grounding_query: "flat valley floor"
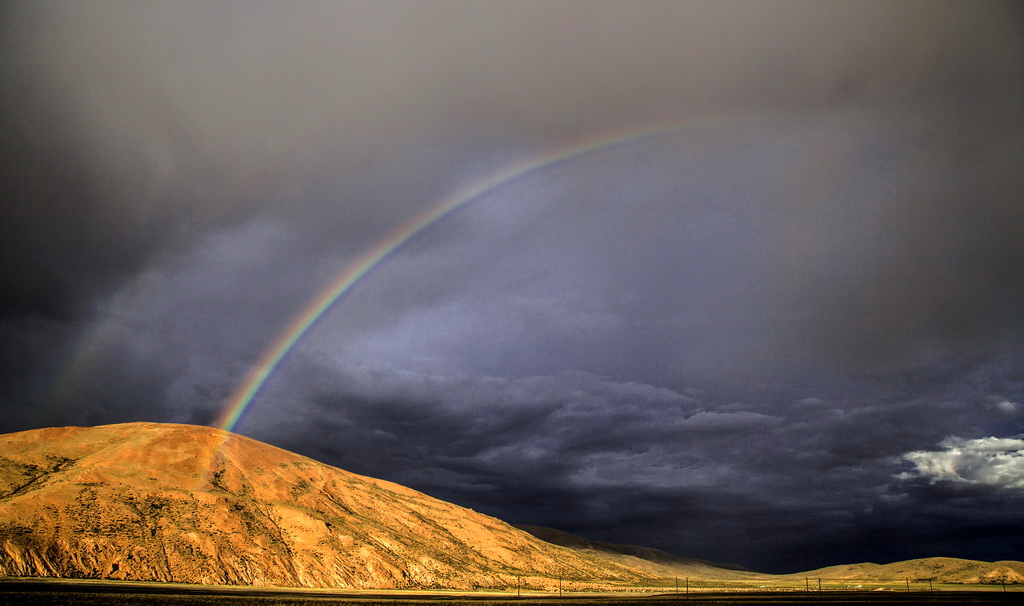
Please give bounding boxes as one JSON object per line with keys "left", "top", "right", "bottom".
{"left": 0, "top": 580, "right": 1021, "bottom": 606}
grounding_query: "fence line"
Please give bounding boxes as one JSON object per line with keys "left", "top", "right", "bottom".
{"left": 506, "top": 576, "right": 1019, "bottom": 595}
{"left": 656, "top": 578, "right": 1018, "bottom": 593}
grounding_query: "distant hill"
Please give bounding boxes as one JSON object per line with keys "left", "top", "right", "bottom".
{"left": 790, "top": 557, "right": 1024, "bottom": 585}
{"left": 0, "top": 423, "right": 653, "bottom": 589}
{"left": 515, "top": 524, "right": 758, "bottom": 580}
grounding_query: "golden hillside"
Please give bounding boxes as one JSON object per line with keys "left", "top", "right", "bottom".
{"left": 0, "top": 422, "right": 654, "bottom": 590}
{"left": 516, "top": 524, "right": 761, "bottom": 581}
{"left": 791, "top": 557, "right": 1024, "bottom": 585}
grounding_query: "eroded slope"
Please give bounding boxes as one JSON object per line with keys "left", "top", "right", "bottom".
{"left": 0, "top": 423, "right": 652, "bottom": 589}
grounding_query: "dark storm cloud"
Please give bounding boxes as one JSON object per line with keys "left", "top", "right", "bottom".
{"left": 237, "top": 353, "right": 1022, "bottom": 571}
{"left": 314, "top": 116, "right": 1023, "bottom": 385}
{"left": 3, "top": 1, "right": 1021, "bottom": 315}
{"left": 1, "top": 0, "right": 1023, "bottom": 574}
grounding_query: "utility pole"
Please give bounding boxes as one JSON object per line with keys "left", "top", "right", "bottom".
{"left": 517, "top": 575, "right": 521, "bottom": 598}
{"left": 558, "top": 574, "right": 562, "bottom": 598}
{"left": 817, "top": 577, "right": 821, "bottom": 592}
{"left": 905, "top": 577, "right": 910, "bottom": 592}
{"left": 805, "top": 577, "right": 809, "bottom": 592}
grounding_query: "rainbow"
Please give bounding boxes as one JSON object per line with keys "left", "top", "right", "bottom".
{"left": 212, "top": 112, "right": 768, "bottom": 433}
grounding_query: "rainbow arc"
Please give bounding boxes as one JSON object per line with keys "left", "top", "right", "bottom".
{"left": 213, "top": 113, "right": 769, "bottom": 433}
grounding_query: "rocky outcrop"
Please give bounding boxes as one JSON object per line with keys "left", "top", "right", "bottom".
{"left": 0, "top": 423, "right": 653, "bottom": 589}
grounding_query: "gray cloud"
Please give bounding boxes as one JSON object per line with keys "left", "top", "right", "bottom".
{"left": 4, "top": 0, "right": 1021, "bottom": 309}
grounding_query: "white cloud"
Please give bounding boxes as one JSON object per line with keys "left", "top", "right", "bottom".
{"left": 902, "top": 436, "right": 1024, "bottom": 489}
{"left": 996, "top": 399, "right": 1019, "bottom": 415}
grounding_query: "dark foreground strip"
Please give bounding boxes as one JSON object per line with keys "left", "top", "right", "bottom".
{"left": 0, "top": 580, "right": 1019, "bottom": 606}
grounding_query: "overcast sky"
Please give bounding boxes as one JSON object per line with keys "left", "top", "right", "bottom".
{"left": 2, "top": 1, "right": 1023, "bottom": 573}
